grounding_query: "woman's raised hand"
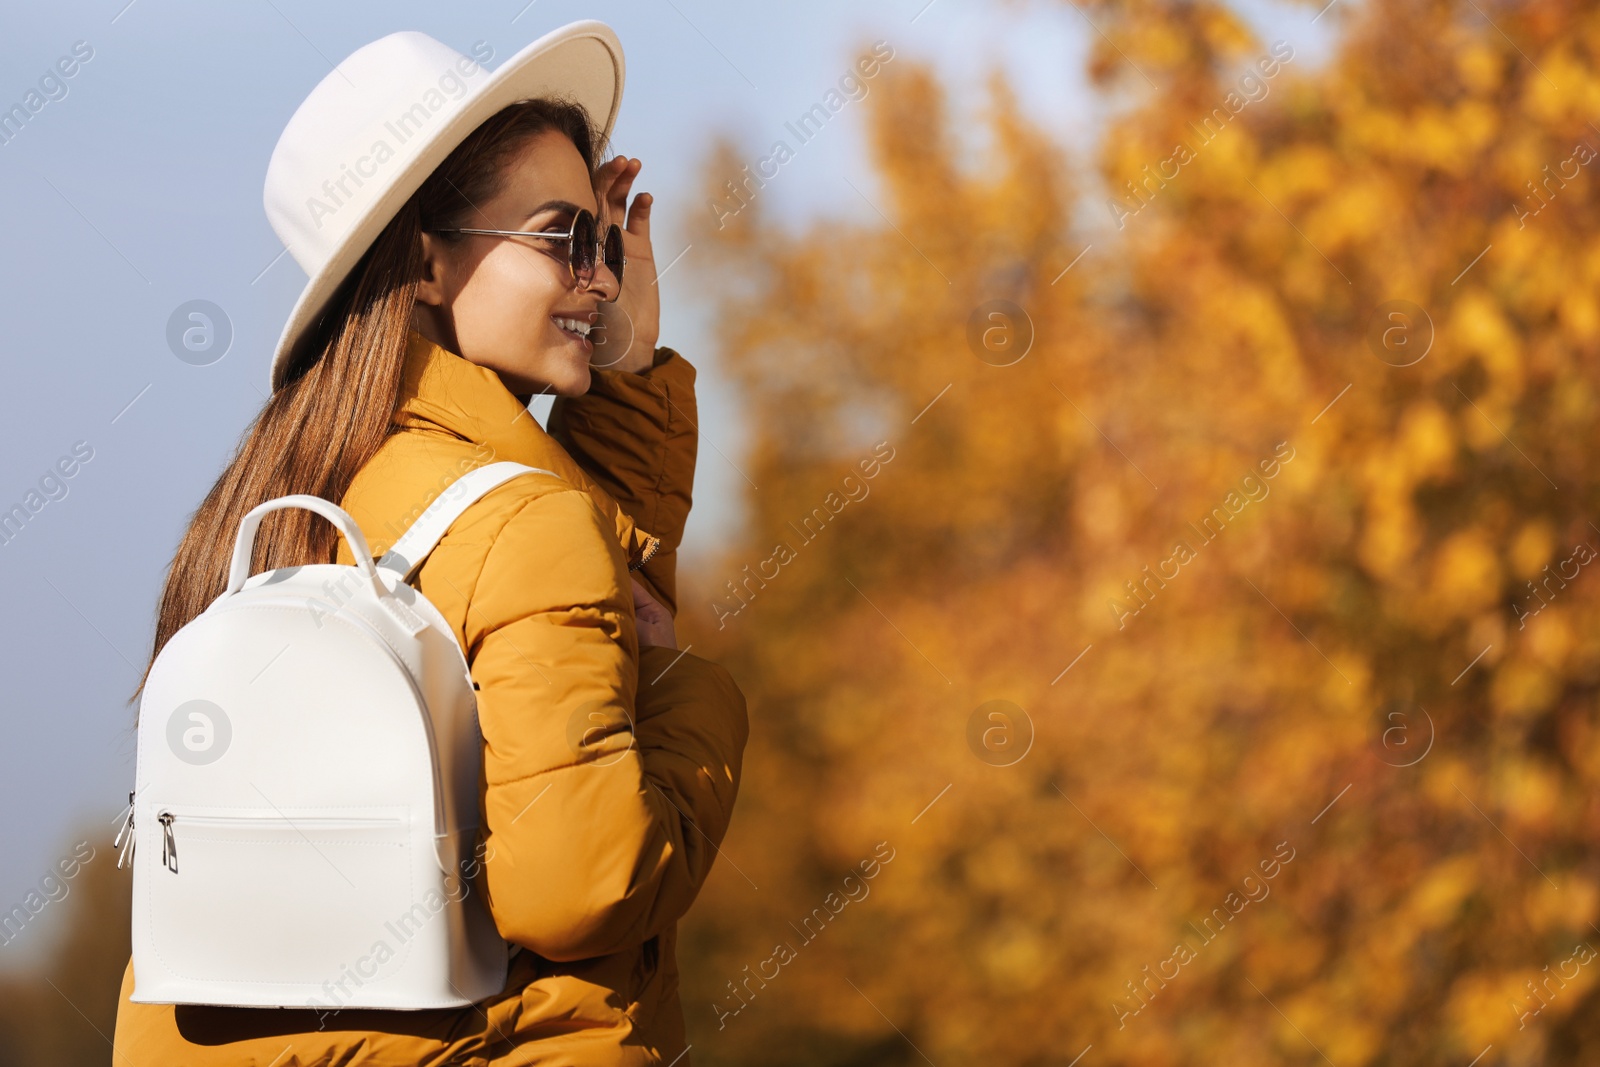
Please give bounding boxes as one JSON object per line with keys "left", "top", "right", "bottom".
{"left": 592, "top": 155, "right": 660, "bottom": 373}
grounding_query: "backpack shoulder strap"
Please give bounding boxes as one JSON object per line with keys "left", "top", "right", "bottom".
{"left": 376, "top": 460, "right": 555, "bottom": 583}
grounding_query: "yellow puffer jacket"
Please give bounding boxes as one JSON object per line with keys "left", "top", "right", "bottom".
{"left": 112, "top": 330, "right": 749, "bottom": 1066}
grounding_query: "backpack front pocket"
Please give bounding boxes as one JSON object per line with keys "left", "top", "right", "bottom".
{"left": 144, "top": 808, "right": 416, "bottom": 992}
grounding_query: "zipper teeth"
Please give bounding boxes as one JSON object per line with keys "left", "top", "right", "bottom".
{"left": 631, "top": 533, "right": 662, "bottom": 572}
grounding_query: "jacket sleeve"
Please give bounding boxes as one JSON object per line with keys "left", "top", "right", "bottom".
{"left": 465, "top": 485, "right": 748, "bottom": 963}
{"left": 547, "top": 346, "right": 698, "bottom": 616}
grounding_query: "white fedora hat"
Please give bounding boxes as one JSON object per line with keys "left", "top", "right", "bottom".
{"left": 263, "top": 22, "right": 624, "bottom": 390}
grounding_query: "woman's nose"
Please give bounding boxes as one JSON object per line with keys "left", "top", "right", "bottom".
{"left": 585, "top": 257, "right": 621, "bottom": 301}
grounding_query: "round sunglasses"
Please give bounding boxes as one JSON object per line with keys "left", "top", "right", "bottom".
{"left": 431, "top": 207, "right": 625, "bottom": 292}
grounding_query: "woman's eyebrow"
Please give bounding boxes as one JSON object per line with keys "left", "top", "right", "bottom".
{"left": 523, "top": 199, "right": 585, "bottom": 221}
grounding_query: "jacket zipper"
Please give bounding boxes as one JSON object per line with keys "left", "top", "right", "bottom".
{"left": 630, "top": 532, "right": 662, "bottom": 572}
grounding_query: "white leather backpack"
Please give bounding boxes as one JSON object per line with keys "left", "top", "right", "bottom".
{"left": 121, "top": 460, "right": 550, "bottom": 1010}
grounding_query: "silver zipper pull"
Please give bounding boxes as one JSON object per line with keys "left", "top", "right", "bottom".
{"left": 158, "top": 811, "right": 177, "bottom": 873}
{"left": 114, "top": 791, "right": 136, "bottom": 870}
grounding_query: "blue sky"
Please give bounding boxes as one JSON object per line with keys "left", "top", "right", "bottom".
{"left": 0, "top": 0, "right": 1333, "bottom": 966}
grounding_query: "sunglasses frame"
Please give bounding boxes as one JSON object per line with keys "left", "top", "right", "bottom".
{"left": 431, "top": 207, "right": 625, "bottom": 292}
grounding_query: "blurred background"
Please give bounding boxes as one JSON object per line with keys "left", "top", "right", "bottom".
{"left": 3, "top": 0, "right": 1595, "bottom": 1063}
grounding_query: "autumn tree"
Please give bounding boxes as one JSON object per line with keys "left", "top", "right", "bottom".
{"left": 679, "top": 1, "right": 1600, "bottom": 1064}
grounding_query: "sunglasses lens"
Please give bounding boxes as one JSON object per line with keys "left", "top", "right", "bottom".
{"left": 604, "top": 225, "right": 625, "bottom": 286}
{"left": 570, "top": 210, "right": 598, "bottom": 287}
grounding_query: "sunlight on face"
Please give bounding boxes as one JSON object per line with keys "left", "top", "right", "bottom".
{"left": 414, "top": 127, "right": 620, "bottom": 398}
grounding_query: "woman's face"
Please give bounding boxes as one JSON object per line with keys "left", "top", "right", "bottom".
{"left": 413, "top": 127, "right": 619, "bottom": 399}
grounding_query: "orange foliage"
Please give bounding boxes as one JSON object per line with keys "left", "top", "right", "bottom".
{"left": 680, "top": 1, "right": 1600, "bottom": 1063}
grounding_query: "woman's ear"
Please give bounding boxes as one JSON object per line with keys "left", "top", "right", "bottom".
{"left": 416, "top": 231, "right": 449, "bottom": 307}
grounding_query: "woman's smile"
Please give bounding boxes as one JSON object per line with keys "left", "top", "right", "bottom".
{"left": 550, "top": 312, "right": 595, "bottom": 353}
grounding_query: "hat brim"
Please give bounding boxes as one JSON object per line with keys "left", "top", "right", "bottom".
{"left": 268, "top": 21, "right": 624, "bottom": 391}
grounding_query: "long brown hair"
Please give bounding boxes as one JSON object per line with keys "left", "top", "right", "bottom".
{"left": 129, "top": 96, "right": 608, "bottom": 710}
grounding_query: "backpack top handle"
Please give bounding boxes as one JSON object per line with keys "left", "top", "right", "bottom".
{"left": 225, "top": 494, "right": 384, "bottom": 599}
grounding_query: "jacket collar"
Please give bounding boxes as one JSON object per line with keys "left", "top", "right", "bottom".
{"left": 395, "top": 329, "right": 658, "bottom": 569}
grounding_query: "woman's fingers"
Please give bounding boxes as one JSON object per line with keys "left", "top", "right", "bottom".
{"left": 630, "top": 577, "right": 677, "bottom": 649}
{"left": 627, "top": 190, "right": 652, "bottom": 239}
{"left": 597, "top": 156, "right": 635, "bottom": 215}
{"left": 592, "top": 155, "right": 616, "bottom": 196}
{"left": 607, "top": 159, "right": 637, "bottom": 212}
{"left": 597, "top": 157, "right": 651, "bottom": 239}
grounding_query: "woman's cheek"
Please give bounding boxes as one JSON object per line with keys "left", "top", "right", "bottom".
{"left": 477, "top": 257, "right": 560, "bottom": 349}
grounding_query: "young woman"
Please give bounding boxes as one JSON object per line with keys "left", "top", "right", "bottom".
{"left": 112, "top": 25, "right": 749, "bottom": 1067}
